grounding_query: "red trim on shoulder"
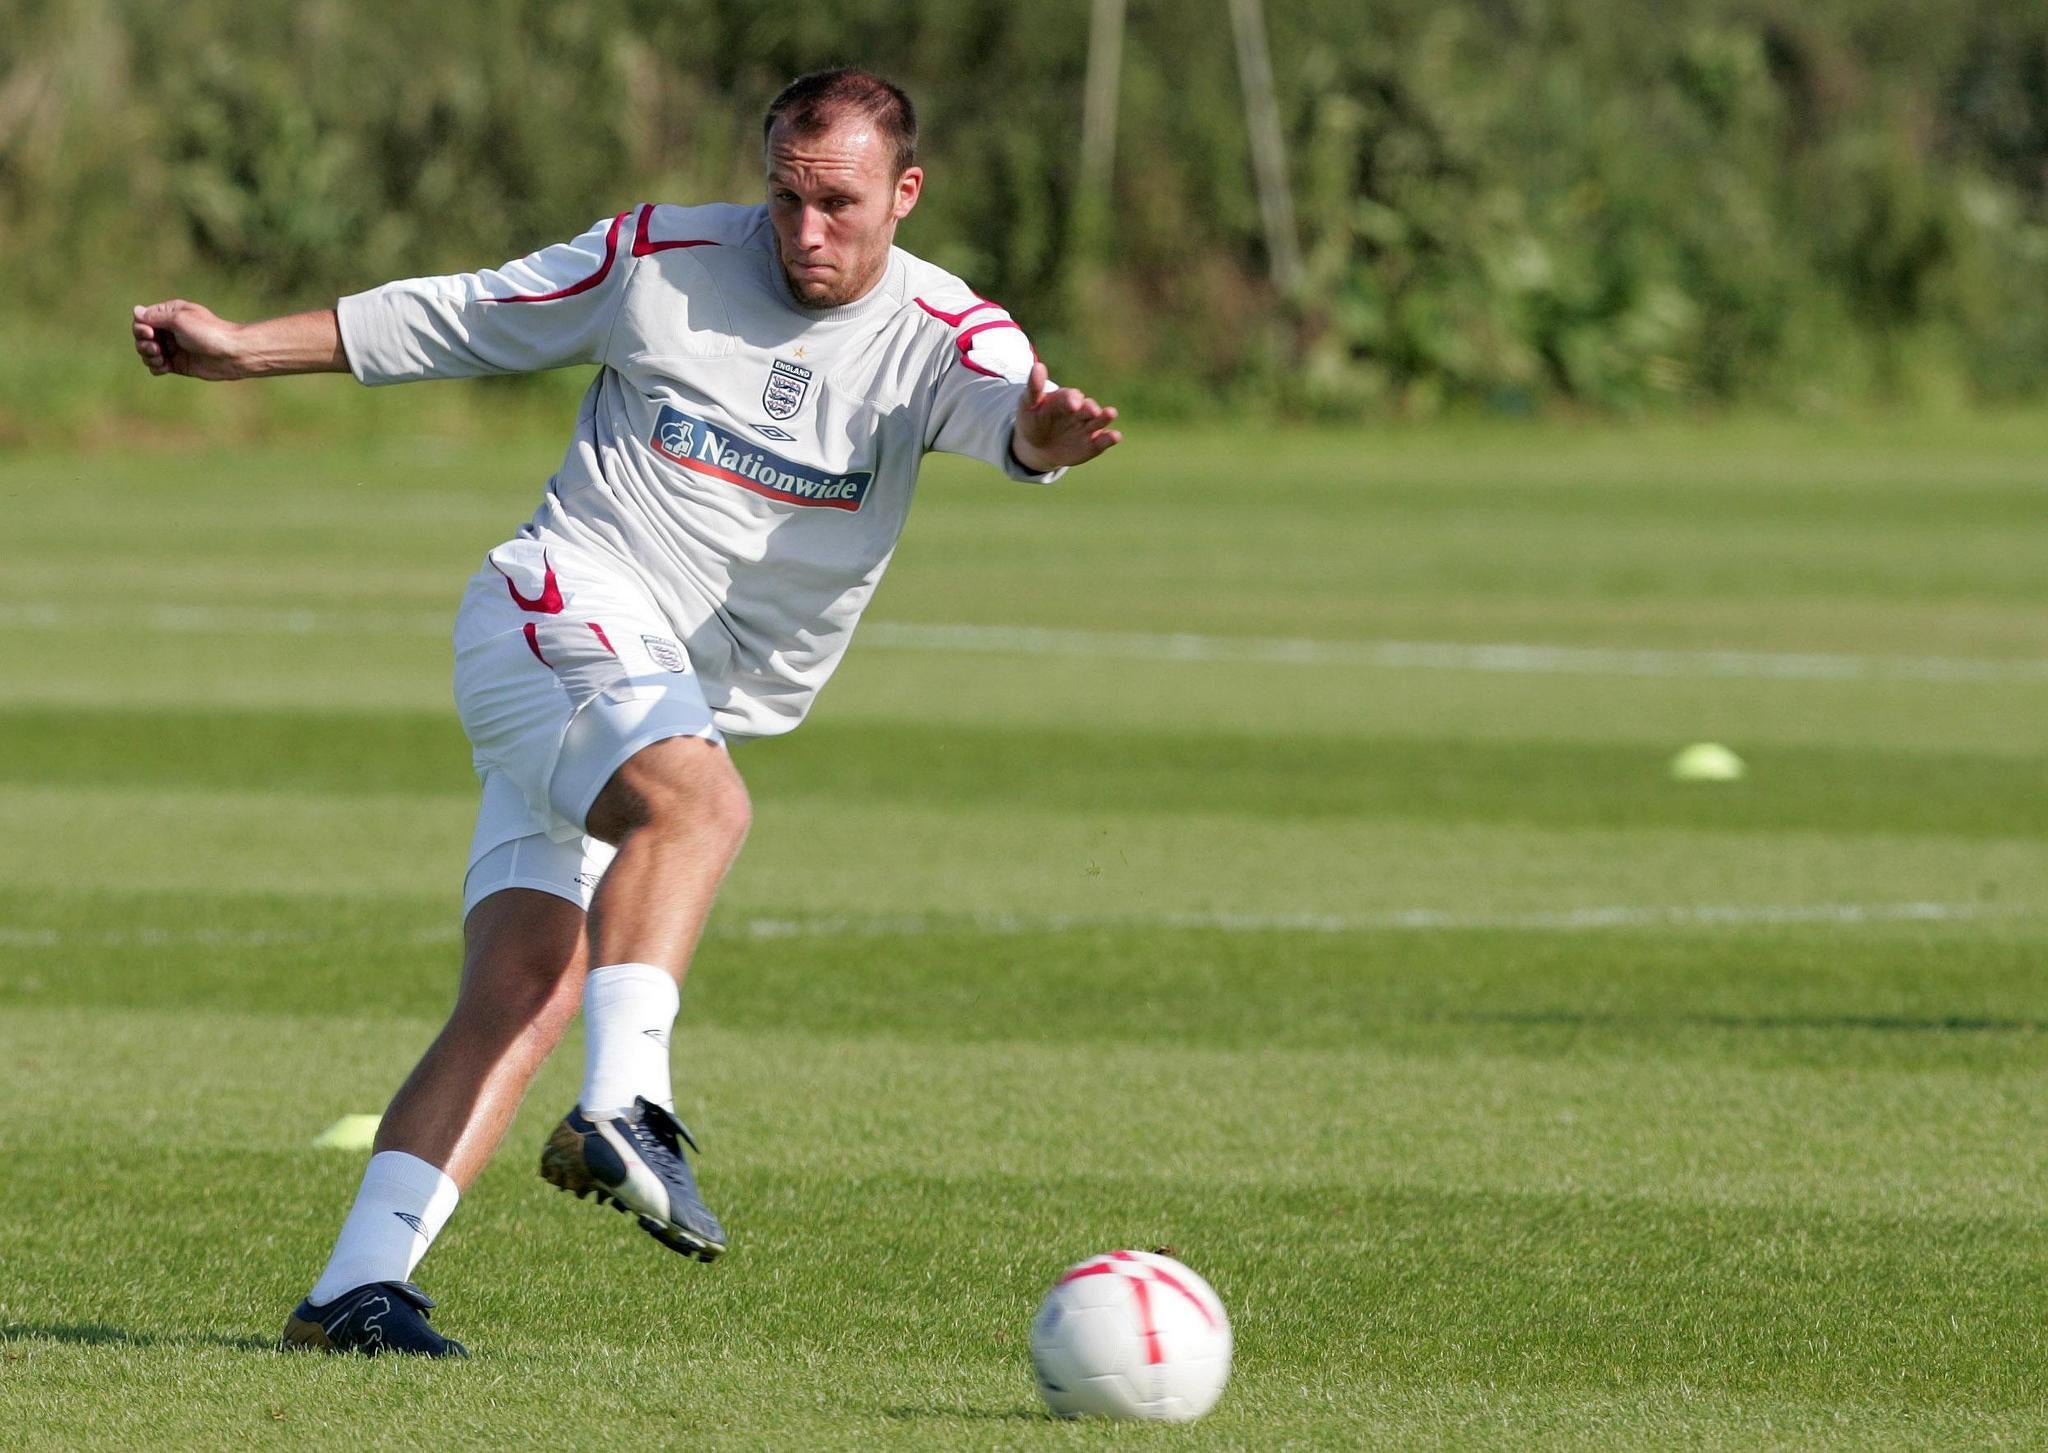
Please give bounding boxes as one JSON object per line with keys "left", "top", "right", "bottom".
{"left": 958, "top": 319, "right": 1023, "bottom": 348}
{"left": 522, "top": 622, "right": 550, "bottom": 666}
{"left": 633, "top": 203, "right": 720, "bottom": 256}
{"left": 482, "top": 211, "right": 630, "bottom": 305}
{"left": 952, "top": 318, "right": 1025, "bottom": 379}
{"left": 914, "top": 295, "right": 1001, "bottom": 328}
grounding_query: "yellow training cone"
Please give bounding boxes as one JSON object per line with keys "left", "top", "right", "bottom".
{"left": 312, "top": 1114, "right": 382, "bottom": 1150}
{"left": 1670, "top": 742, "right": 1746, "bottom": 783}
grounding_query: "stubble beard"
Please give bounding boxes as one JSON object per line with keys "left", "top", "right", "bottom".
{"left": 782, "top": 248, "right": 885, "bottom": 310}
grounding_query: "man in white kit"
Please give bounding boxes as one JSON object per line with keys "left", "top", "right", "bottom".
{"left": 130, "top": 69, "right": 1121, "bottom": 1358}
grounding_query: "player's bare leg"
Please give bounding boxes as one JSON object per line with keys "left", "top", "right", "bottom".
{"left": 380, "top": 889, "right": 590, "bottom": 1186}
{"left": 539, "top": 734, "right": 751, "bottom": 1259}
{"left": 583, "top": 735, "right": 751, "bottom": 973}
{"left": 282, "top": 889, "right": 587, "bottom": 1355}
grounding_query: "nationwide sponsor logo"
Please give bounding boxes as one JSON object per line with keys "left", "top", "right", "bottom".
{"left": 762, "top": 358, "right": 812, "bottom": 420}
{"left": 648, "top": 403, "right": 872, "bottom": 512}
{"left": 656, "top": 412, "right": 695, "bottom": 459}
{"left": 642, "top": 634, "right": 689, "bottom": 673}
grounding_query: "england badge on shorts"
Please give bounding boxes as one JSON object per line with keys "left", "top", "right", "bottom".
{"left": 642, "top": 635, "right": 689, "bottom": 673}
{"left": 763, "top": 358, "right": 812, "bottom": 420}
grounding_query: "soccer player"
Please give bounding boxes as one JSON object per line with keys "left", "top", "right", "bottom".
{"left": 130, "top": 69, "right": 1120, "bottom": 1358}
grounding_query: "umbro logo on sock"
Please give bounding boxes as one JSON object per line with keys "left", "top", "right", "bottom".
{"left": 642, "top": 1028, "right": 670, "bottom": 1046}
{"left": 393, "top": 1212, "right": 426, "bottom": 1235}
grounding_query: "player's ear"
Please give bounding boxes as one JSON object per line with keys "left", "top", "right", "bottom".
{"left": 892, "top": 166, "right": 923, "bottom": 221}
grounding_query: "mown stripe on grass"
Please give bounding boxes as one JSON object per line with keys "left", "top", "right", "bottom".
{"left": 5, "top": 891, "right": 2045, "bottom": 1073}
{"left": 0, "top": 897, "right": 2023, "bottom": 950}
{"left": 6, "top": 707, "right": 2044, "bottom": 840}
{"left": 7, "top": 1000, "right": 2048, "bottom": 1222}
{"left": 8, "top": 597, "right": 2048, "bottom": 681}
{"left": 0, "top": 706, "right": 474, "bottom": 796}
{"left": 8, "top": 779, "right": 2041, "bottom": 917}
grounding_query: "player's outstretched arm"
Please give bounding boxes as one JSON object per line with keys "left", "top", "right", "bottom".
{"left": 131, "top": 302, "right": 350, "bottom": 381}
{"left": 1011, "top": 360, "right": 1122, "bottom": 473}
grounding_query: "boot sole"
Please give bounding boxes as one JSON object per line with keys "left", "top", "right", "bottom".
{"left": 540, "top": 1121, "right": 725, "bottom": 1263}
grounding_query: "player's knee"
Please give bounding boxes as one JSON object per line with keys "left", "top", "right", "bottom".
{"left": 527, "top": 967, "right": 585, "bottom": 1045}
{"left": 642, "top": 767, "right": 750, "bottom": 858}
{"left": 461, "top": 933, "right": 579, "bottom": 1010}
{"left": 590, "top": 738, "right": 750, "bottom": 854}
{"left": 459, "top": 889, "right": 585, "bottom": 1015}
{"left": 701, "top": 769, "right": 752, "bottom": 853}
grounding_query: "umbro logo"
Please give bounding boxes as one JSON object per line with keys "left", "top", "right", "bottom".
{"left": 642, "top": 1028, "right": 670, "bottom": 1047}
{"left": 393, "top": 1212, "right": 425, "bottom": 1235}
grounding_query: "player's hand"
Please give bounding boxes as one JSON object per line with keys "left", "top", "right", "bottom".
{"left": 1011, "top": 360, "right": 1121, "bottom": 471}
{"left": 132, "top": 300, "right": 247, "bottom": 381}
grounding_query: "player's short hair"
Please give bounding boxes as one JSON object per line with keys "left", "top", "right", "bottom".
{"left": 763, "top": 68, "right": 919, "bottom": 178}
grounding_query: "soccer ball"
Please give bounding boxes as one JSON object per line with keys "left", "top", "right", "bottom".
{"left": 1029, "top": 1250, "right": 1232, "bottom": 1421}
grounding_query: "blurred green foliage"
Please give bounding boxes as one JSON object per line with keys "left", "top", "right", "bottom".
{"left": 3, "top": 0, "right": 2046, "bottom": 437}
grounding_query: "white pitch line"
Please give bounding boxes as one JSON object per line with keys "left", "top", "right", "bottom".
{"left": 0, "top": 601, "right": 447, "bottom": 637}
{"left": 0, "top": 925, "right": 462, "bottom": 950}
{"left": 727, "top": 900, "right": 2024, "bottom": 939}
{"left": 6, "top": 599, "right": 2041, "bottom": 684}
{"left": 4, "top": 901, "right": 2022, "bottom": 953}
{"left": 861, "top": 623, "right": 2048, "bottom": 685}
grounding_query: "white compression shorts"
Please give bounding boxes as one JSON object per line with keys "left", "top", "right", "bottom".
{"left": 453, "top": 535, "right": 724, "bottom": 919}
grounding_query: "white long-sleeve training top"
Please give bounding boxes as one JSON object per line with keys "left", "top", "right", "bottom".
{"left": 337, "top": 201, "right": 1059, "bottom": 738}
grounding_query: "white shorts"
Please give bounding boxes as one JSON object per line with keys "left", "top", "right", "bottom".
{"left": 454, "top": 535, "right": 723, "bottom": 919}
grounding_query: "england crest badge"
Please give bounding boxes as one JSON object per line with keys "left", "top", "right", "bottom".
{"left": 642, "top": 635, "right": 689, "bottom": 673}
{"left": 763, "top": 358, "right": 812, "bottom": 421}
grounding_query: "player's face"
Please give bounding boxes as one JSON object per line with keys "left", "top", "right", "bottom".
{"left": 767, "top": 118, "right": 922, "bottom": 309}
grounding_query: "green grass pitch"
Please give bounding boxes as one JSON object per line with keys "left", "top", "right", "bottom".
{"left": 1, "top": 412, "right": 2045, "bottom": 1448}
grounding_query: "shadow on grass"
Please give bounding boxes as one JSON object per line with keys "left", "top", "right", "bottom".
{"left": 883, "top": 1405, "right": 1047, "bottom": 1424}
{"left": 1452, "top": 1011, "right": 2041, "bottom": 1035}
{"left": 1, "top": 1322, "right": 275, "bottom": 1353}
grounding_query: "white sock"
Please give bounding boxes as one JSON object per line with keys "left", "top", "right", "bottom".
{"left": 580, "top": 962, "right": 679, "bottom": 1117}
{"left": 306, "top": 1150, "right": 460, "bottom": 1306}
